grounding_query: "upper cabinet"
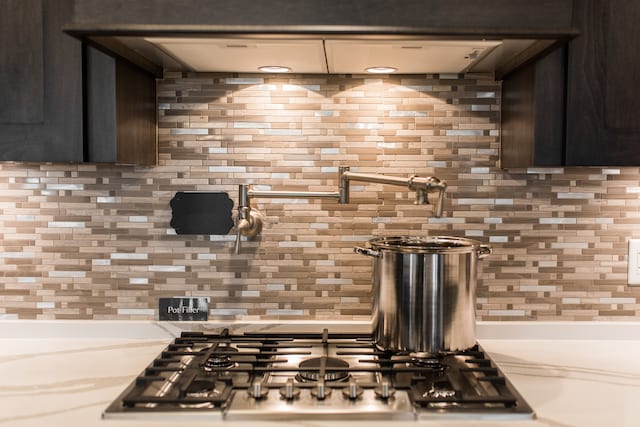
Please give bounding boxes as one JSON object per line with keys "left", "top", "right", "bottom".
{"left": 0, "top": 0, "right": 157, "bottom": 165}
{"left": 565, "top": 0, "right": 640, "bottom": 165}
{"left": 502, "top": 0, "right": 640, "bottom": 167}
{"left": 0, "top": 0, "right": 83, "bottom": 162}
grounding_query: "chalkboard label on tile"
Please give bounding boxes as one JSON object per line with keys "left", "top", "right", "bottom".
{"left": 170, "top": 192, "right": 235, "bottom": 235}
{"left": 159, "top": 297, "right": 209, "bottom": 321}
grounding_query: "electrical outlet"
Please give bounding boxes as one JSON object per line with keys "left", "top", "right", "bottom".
{"left": 627, "top": 239, "right": 640, "bottom": 285}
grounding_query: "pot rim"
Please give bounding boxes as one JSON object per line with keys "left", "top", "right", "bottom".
{"left": 367, "top": 235, "right": 488, "bottom": 254}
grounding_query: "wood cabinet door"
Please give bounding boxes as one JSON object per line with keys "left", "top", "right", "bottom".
{"left": 0, "top": 0, "right": 83, "bottom": 162}
{"left": 566, "top": 0, "right": 640, "bottom": 165}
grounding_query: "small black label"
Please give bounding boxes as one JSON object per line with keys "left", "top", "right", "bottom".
{"left": 159, "top": 297, "right": 209, "bottom": 321}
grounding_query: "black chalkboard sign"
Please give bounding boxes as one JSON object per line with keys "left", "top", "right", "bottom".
{"left": 170, "top": 192, "right": 235, "bottom": 235}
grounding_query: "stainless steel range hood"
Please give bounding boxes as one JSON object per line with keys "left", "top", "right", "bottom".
{"left": 65, "top": 0, "right": 578, "bottom": 78}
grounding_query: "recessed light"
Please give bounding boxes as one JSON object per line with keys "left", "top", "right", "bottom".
{"left": 258, "top": 66, "right": 291, "bottom": 73}
{"left": 365, "top": 67, "right": 397, "bottom": 74}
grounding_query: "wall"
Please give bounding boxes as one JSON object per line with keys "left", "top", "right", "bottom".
{"left": 0, "top": 72, "right": 639, "bottom": 320}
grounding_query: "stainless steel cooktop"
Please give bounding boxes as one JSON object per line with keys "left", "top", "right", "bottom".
{"left": 103, "top": 329, "right": 534, "bottom": 421}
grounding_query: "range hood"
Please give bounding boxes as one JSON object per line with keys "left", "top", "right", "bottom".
{"left": 65, "top": 0, "right": 578, "bottom": 78}
{"left": 126, "top": 36, "right": 512, "bottom": 74}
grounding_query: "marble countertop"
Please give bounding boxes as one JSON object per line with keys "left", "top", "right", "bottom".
{"left": 0, "top": 321, "right": 639, "bottom": 427}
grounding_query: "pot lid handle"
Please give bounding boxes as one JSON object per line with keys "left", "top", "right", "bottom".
{"left": 354, "top": 246, "right": 381, "bottom": 258}
{"left": 477, "top": 244, "right": 492, "bottom": 259}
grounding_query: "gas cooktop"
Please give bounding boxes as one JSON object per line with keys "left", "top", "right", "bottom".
{"left": 104, "top": 329, "right": 534, "bottom": 421}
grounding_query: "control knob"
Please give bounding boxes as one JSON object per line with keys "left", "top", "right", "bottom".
{"left": 248, "top": 381, "right": 269, "bottom": 399}
{"left": 374, "top": 381, "right": 396, "bottom": 399}
{"left": 279, "top": 378, "right": 301, "bottom": 400}
{"left": 310, "top": 380, "right": 331, "bottom": 400}
{"left": 342, "top": 381, "right": 363, "bottom": 400}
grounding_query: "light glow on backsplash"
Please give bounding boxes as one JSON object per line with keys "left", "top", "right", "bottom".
{"left": 0, "top": 71, "right": 639, "bottom": 320}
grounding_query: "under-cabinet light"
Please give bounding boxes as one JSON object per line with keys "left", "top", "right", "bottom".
{"left": 258, "top": 65, "right": 291, "bottom": 73}
{"left": 365, "top": 66, "right": 397, "bottom": 74}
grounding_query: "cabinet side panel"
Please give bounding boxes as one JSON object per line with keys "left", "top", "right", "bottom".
{"left": 501, "top": 64, "right": 535, "bottom": 168}
{"left": 115, "top": 60, "right": 157, "bottom": 165}
{"left": 86, "top": 47, "right": 117, "bottom": 162}
{"left": 533, "top": 46, "right": 566, "bottom": 165}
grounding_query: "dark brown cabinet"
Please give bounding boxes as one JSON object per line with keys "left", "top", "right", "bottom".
{"left": 565, "top": 0, "right": 640, "bottom": 165}
{"left": 502, "top": 0, "right": 640, "bottom": 167}
{"left": 0, "top": 0, "right": 156, "bottom": 164}
{"left": 0, "top": 0, "right": 83, "bottom": 162}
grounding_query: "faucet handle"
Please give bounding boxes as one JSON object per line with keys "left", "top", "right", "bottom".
{"left": 234, "top": 208, "right": 264, "bottom": 254}
{"left": 414, "top": 188, "right": 428, "bottom": 205}
{"left": 409, "top": 176, "right": 427, "bottom": 205}
{"left": 430, "top": 178, "right": 447, "bottom": 218}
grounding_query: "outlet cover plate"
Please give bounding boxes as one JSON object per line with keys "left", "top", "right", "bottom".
{"left": 627, "top": 239, "right": 640, "bottom": 285}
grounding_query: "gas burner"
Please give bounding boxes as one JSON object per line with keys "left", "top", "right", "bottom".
{"left": 201, "top": 344, "right": 238, "bottom": 371}
{"left": 296, "top": 356, "right": 350, "bottom": 382}
{"left": 423, "top": 380, "right": 457, "bottom": 399}
{"left": 410, "top": 355, "right": 444, "bottom": 370}
{"left": 178, "top": 379, "right": 225, "bottom": 409}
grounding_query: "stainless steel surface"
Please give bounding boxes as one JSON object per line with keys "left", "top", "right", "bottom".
{"left": 357, "top": 236, "right": 491, "bottom": 354}
{"left": 248, "top": 189, "right": 341, "bottom": 199}
{"left": 340, "top": 169, "right": 447, "bottom": 217}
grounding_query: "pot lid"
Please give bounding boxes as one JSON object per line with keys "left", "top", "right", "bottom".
{"left": 368, "top": 236, "right": 487, "bottom": 254}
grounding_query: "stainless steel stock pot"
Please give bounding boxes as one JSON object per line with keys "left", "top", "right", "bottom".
{"left": 355, "top": 236, "right": 491, "bottom": 356}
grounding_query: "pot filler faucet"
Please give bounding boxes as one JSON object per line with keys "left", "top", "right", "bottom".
{"left": 235, "top": 165, "right": 447, "bottom": 253}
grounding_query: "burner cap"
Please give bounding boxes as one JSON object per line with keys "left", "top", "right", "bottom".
{"left": 202, "top": 344, "right": 238, "bottom": 371}
{"left": 411, "top": 354, "right": 444, "bottom": 370}
{"left": 297, "top": 357, "right": 350, "bottom": 382}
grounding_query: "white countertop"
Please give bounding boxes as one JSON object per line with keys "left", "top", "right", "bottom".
{"left": 0, "top": 321, "right": 639, "bottom": 427}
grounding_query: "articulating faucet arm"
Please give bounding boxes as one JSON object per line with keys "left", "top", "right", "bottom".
{"left": 234, "top": 166, "right": 447, "bottom": 253}
{"left": 339, "top": 167, "right": 447, "bottom": 217}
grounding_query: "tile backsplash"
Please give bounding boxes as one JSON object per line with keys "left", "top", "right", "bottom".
{"left": 1, "top": 72, "right": 639, "bottom": 321}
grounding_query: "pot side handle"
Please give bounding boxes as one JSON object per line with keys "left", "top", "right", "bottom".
{"left": 477, "top": 244, "right": 492, "bottom": 260}
{"left": 354, "top": 246, "right": 381, "bottom": 257}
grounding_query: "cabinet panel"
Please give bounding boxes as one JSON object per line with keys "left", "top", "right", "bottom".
{"left": 0, "top": 0, "right": 83, "bottom": 162}
{"left": 566, "top": 0, "right": 640, "bottom": 165}
{"left": 0, "top": 0, "right": 44, "bottom": 124}
{"left": 604, "top": 0, "right": 640, "bottom": 130}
